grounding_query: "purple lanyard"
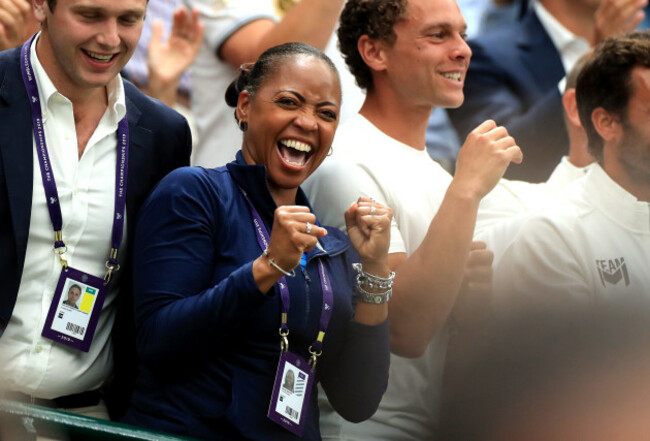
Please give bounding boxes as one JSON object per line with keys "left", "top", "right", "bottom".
{"left": 239, "top": 187, "right": 333, "bottom": 357}
{"left": 20, "top": 35, "right": 128, "bottom": 283}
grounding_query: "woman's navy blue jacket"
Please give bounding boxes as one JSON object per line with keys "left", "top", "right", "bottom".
{"left": 123, "top": 152, "right": 390, "bottom": 440}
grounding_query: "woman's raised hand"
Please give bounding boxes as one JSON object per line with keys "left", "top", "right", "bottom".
{"left": 265, "top": 206, "right": 328, "bottom": 273}
{"left": 345, "top": 197, "right": 392, "bottom": 275}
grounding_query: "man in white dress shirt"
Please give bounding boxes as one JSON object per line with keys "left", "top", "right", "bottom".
{"left": 0, "top": 0, "right": 192, "bottom": 421}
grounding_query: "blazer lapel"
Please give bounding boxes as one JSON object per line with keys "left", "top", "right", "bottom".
{"left": 124, "top": 88, "right": 154, "bottom": 230}
{"left": 516, "top": 11, "right": 566, "bottom": 91}
{"left": 0, "top": 48, "right": 35, "bottom": 271}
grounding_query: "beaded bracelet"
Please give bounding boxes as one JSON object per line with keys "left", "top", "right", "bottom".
{"left": 352, "top": 262, "right": 395, "bottom": 291}
{"left": 263, "top": 248, "right": 296, "bottom": 277}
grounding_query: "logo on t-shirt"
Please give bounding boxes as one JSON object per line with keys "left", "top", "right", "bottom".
{"left": 596, "top": 257, "right": 630, "bottom": 287}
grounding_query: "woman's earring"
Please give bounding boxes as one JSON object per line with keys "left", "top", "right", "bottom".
{"left": 238, "top": 120, "right": 248, "bottom": 132}
{"left": 327, "top": 147, "right": 333, "bottom": 157}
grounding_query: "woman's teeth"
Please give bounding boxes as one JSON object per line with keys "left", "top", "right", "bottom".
{"left": 279, "top": 139, "right": 312, "bottom": 166}
{"left": 280, "top": 139, "right": 312, "bottom": 152}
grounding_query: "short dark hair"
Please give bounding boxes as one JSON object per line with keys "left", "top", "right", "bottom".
{"left": 68, "top": 284, "right": 82, "bottom": 294}
{"left": 576, "top": 30, "right": 650, "bottom": 160}
{"left": 337, "top": 0, "right": 408, "bottom": 91}
{"left": 225, "top": 42, "right": 340, "bottom": 125}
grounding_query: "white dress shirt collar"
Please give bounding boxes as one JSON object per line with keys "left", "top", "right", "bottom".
{"left": 585, "top": 164, "right": 650, "bottom": 234}
{"left": 534, "top": 1, "right": 590, "bottom": 74}
{"left": 0, "top": 33, "right": 129, "bottom": 399}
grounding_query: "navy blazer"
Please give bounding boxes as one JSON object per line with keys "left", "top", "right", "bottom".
{"left": 448, "top": 10, "right": 568, "bottom": 182}
{"left": 0, "top": 46, "right": 192, "bottom": 417}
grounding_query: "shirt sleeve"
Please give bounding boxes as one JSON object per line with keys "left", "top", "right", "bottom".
{"left": 319, "top": 319, "right": 390, "bottom": 422}
{"left": 316, "top": 249, "right": 391, "bottom": 423}
{"left": 475, "top": 180, "right": 531, "bottom": 235}
{"left": 304, "top": 157, "right": 405, "bottom": 255}
{"left": 184, "top": 0, "right": 277, "bottom": 55}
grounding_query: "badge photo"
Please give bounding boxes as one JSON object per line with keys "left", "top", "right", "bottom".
{"left": 268, "top": 350, "right": 315, "bottom": 436}
{"left": 42, "top": 267, "right": 107, "bottom": 352}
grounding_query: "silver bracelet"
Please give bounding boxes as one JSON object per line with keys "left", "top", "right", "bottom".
{"left": 263, "top": 248, "right": 296, "bottom": 277}
{"left": 356, "top": 285, "right": 392, "bottom": 304}
{"left": 352, "top": 262, "right": 395, "bottom": 291}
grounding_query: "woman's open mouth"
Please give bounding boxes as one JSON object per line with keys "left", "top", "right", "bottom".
{"left": 278, "top": 139, "right": 313, "bottom": 167}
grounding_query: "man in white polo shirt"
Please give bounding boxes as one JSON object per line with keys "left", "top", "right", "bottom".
{"left": 494, "top": 31, "right": 650, "bottom": 303}
{"left": 0, "top": 0, "right": 191, "bottom": 420}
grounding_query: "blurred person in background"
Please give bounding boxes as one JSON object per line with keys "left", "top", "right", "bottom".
{"left": 0, "top": 0, "right": 39, "bottom": 50}
{"left": 448, "top": 0, "right": 648, "bottom": 182}
{"left": 122, "top": 1, "right": 203, "bottom": 109}
{"left": 441, "top": 298, "right": 650, "bottom": 441}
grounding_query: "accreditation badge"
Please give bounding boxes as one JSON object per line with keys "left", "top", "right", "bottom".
{"left": 268, "top": 350, "right": 315, "bottom": 436}
{"left": 41, "top": 267, "right": 107, "bottom": 352}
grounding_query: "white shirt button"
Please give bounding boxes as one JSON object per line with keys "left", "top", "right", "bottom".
{"left": 73, "top": 187, "right": 79, "bottom": 196}
{"left": 35, "top": 345, "right": 42, "bottom": 354}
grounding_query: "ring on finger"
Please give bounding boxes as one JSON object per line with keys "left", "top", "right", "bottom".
{"left": 306, "top": 221, "right": 312, "bottom": 234}
{"left": 369, "top": 205, "right": 377, "bottom": 215}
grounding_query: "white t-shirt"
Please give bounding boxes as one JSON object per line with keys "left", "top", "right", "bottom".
{"left": 304, "top": 114, "right": 453, "bottom": 440}
{"left": 494, "top": 163, "right": 650, "bottom": 305}
{"left": 186, "top": 0, "right": 365, "bottom": 168}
